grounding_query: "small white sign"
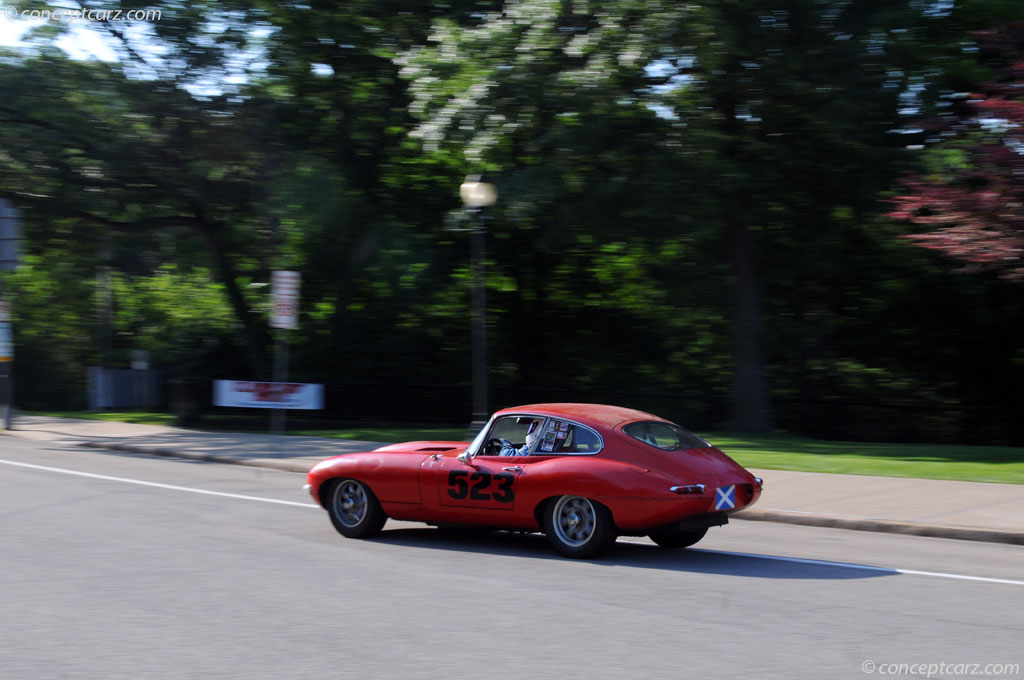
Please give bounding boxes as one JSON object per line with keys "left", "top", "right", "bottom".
{"left": 214, "top": 380, "right": 323, "bottom": 410}
{"left": 130, "top": 350, "right": 150, "bottom": 371}
{"left": 270, "top": 270, "right": 301, "bottom": 330}
{"left": 0, "top": 322, "right": 12, "bottom": 362}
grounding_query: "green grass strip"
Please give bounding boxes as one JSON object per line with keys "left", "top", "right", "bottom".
{"left": 705, "top": 432, "right": 1024, "bottom": 485}
{"left": 24, "top": 412, "right": 1022, "bottom": 484}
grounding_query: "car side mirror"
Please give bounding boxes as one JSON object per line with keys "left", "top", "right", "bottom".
{"left": 457, "top": 451, "right": 472, "bottom": 464}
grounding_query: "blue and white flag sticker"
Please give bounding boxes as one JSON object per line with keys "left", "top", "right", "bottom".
{"left": 715, "top": 485, "right": 736, "bottom": 510}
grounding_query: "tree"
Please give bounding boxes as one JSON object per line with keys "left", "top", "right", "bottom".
{"left": 400, "top": 0, "right": 954, "bottom": 431}
{"left": 889, "top": 23, "right": 1024, "bottom": 281}
{"left": 0, "top": 53, "right": 276, "bottom": 376}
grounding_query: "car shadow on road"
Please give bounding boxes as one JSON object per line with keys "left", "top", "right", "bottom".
{"left": 371, "top": 527, "right": 894, "bottom": 580}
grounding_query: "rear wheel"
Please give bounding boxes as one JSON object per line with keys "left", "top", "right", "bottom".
{"left": 325, "top": 479, "right": 387, "bottom": 538}
{"left": 648, "top": 526, "right": 708, "bottom": 549}
{"left": 543, "top": 495, "right": 617, "bottom": 558}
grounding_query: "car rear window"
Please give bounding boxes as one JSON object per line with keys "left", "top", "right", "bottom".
{"left": 623, "top": 421, "right": 711, "bottom": 451}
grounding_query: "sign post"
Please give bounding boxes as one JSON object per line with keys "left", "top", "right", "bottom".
{"left": 0, "top": 199, "right": 21, "bottom": 431}
{"left": 269, "top": 271, "right": 300, "bottom": 434}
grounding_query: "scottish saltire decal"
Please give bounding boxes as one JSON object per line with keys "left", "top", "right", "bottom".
{"left": 715, "top": 485, "right": 736, "bottom": 510}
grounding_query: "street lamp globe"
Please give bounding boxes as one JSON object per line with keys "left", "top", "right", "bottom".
{"left": 460, "top": 177, "right": 497, "bottom": 208}
{"left": 459, "top": 175, "right": 496, "bottom": 436}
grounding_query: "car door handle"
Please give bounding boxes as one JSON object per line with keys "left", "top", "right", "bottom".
{"left": 502, "top": 466, "right": 522, "bottom": 472}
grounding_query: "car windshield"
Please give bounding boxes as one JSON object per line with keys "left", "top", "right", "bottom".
{"left": 623, "top": 421, "right": 711, "bottom": 451}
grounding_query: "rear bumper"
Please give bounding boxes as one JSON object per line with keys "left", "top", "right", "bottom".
{"left": 651, "top": 511, "right": 730, "bottom": 534}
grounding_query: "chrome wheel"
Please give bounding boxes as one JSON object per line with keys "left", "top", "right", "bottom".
{"left": 332, "top": 479, "right": 369, "bottom": 527}
{"left": 324, "top": 477, "right": 387, "bottom": 538}
{"left": 552, "top": 496, "right": 598, "bottom": 547}
{"left": 543, "top": 495, "right": 616, "bottom": 558}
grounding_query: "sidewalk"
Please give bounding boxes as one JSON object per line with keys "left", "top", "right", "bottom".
{"left": 4, "top": 415, "right": 1023, "bottom": 545}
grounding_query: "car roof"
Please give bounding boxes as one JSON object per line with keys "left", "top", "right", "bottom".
{"left": 493, "top": 403, "right": 667, "bottom": 430}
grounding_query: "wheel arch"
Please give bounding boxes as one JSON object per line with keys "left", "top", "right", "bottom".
{"left": 318, "top": 474, "right": 381, "bottom": 506}
{"left": 533, "top": 494, "right": 620, "bottom": 532}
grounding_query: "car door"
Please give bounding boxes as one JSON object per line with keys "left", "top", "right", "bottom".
{"left": 434, "top": 454, "right": 521, "bottom": 512}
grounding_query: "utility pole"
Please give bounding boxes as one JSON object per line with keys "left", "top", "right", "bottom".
{"left": 0, "top": 199, "right": 22, "bottom": 431}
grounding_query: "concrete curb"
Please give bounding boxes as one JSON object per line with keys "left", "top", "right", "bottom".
{"left": 76, "top": 441, "right": 313, "bottom": 474}
{"left": 733, "top": 509, "right": 1024, "bottom": 546}
{"left": 75, "top": 439, "right": 1024, "bottom": 546}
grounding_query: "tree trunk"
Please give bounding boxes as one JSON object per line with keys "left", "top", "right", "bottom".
{"left": 726, "top": 212, "right": 773, "bottom": 431}
{"left": 716, "top": 60, "right": 773, "bottom": 432}
{"left": 195, "top": 220, "right": 269, "bottom": 378}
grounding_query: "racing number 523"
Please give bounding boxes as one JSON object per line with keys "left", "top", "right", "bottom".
{"left": 447, "top": 470, "right": 515, "bottom": 503}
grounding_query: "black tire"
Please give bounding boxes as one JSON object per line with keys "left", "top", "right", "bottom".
{"left": 543, "top": 495, "right": 617, "bottom": 558}
{"left": 648, "top": 526, "right": 708, "bottom": 549}
{"left": 324, "top": 478, "right": 387, "bottom": 538}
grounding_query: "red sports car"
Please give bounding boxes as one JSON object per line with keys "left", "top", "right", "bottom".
{"left": 306, "top": 403, "right": 762, "bottom": 558}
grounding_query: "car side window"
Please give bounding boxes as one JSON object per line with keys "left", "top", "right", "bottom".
{"left": 568, "top": 425, "right": 602, "bottom": 453}
{"left": 534, "top": 419, "right": 603, "bottom": 455}
{"left": 480, "top": 415, "right": 544, "bottom": 456}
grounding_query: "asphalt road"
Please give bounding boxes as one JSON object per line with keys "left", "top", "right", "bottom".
{"left": 2, "top": 436, "right": 1022, "bottom": 680}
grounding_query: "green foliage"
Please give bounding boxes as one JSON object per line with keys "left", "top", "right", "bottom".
{"left": 6, "top": 254, "right": 95, "bottom": 410}
{"left": 0, "top": 1, "right": 1020, "bottom": 446}
{"left": 111, "top": 266, "right": 240, "bottom": 373}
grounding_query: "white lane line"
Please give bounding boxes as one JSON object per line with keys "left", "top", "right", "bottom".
{"left": 619, "top": 541, "right": 1024, "bottom": 586}
{"left": 5, "top": 458, "right": 1021, "bottom": 586}
{"left": 0, "top": 458, "right": 319, "bottom": 509}
{"left": 693, "top": 548, "right": 1024, "bottom": 585}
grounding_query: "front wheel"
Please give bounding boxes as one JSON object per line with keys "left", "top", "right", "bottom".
{"left": 543, "top": 495, "right": 617, "bottom": 558}
{"left": 648, "top": 526, "right": 708, "bottom": 549}
{"left": 325, "top": 479, "right": 387, "bottom": 538}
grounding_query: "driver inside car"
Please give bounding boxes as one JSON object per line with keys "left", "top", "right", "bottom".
{"left": 499, "top": 419, "right": 540, "bottom": 456}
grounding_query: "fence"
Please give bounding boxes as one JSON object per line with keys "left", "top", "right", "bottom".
{"left": 87, "top": 367, "right": 163, "bottom": 411}
{"left": 166, "top": 378, "right": 1022, "bottom": 445}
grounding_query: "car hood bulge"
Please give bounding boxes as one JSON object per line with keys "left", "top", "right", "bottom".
{"left": 372, "top": 440, "right": 469, "bottom": 454}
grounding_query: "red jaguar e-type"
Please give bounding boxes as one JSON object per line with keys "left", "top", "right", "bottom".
{"left": 306, "top": 403, "right": 762, "bottom": 558}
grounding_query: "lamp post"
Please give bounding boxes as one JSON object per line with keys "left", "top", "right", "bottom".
{"left": 460, "top": 176, "right": 497, "bottom": 431}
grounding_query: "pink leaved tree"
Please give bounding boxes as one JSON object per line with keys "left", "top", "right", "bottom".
{"left": 890, "top": 24, "right": 1024, "bottom": 281}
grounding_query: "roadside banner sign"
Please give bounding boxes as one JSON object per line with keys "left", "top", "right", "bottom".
{"left": 270, "top": 270, "right": 300, "bottom": 330}
{"left": 0, "top": 322, "right": 12, "bottom": 362}
{"left": 213, "top": 380, "right": 323, "bottom": 410}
